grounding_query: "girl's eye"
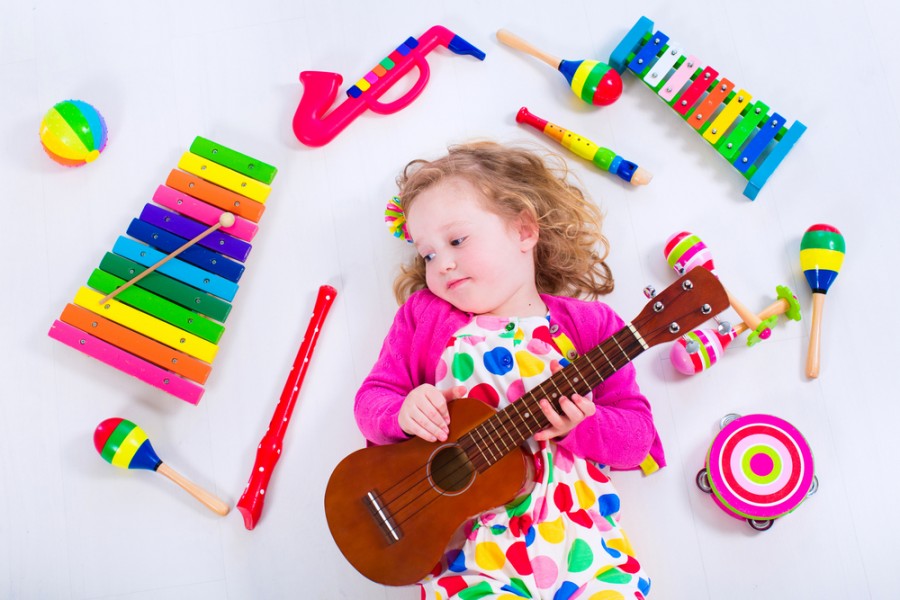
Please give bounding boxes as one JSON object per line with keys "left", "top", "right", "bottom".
{"left": 450, "top": 237, "right": 467, "bottom": 247}
{"left": 423, "top": 253, "right": 435, "bottom": 263}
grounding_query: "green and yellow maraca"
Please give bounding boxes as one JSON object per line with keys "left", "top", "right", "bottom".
{"left": 800, "top": 224, "right": 845, "bottom": 378}
{"left": 94, "top": 418, "right": 229, "bottom": 516}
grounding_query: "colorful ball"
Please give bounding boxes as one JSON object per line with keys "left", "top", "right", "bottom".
{"left": 800, "top": 224, "right": 845, "bottom": 294}
{"left": 558, "top": 59, "right": 622, "bottom": 106}
{"left": 94, "top": 417, "right": 162, "bottom": 471}
{"left": 39, "top": 99, "right": 108, "bottom": 166}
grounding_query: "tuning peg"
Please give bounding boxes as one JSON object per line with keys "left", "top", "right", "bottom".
{"left": 714, "top": 317, "right": 732, "bottom": 335}
{"left": 643, "top": 285, "right": 657, "bottom": 299}
{"left": 683, "top": 336, "right": 700, "bottom": 354}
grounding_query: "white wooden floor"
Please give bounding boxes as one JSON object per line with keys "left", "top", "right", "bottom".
{"left": 2, "top": 0, "right": 898, "bottom": 597}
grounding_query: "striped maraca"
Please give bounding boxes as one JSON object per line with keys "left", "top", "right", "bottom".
{"left": 664, "top": 231, "right": 763, "bottom": 332}
{"left": 800, "top": 224, "right": 845, "bottom": 378}
{"left": 497, "top": 29, "right": 622, "bottom": 106}
{"left": 94, "top": 418, "right": 229, "bottom": 516}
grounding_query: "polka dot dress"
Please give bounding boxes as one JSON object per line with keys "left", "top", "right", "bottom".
{"left": 421, "top": 314, "right": 651, "bottom": 600}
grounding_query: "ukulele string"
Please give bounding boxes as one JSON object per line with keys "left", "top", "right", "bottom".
{"left": 372, "top": 307, "right": 685, "bottom": 527}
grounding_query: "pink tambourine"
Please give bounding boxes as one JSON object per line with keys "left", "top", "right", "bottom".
{"left": 696, "top": 413, "right": 817, "bottom": 531}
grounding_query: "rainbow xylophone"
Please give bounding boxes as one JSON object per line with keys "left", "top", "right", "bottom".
{"left": 48, "top": 137, "right": 277, "bottom": 404}
{"left": 609, "top": 17, "right": 806, "bottom": 200}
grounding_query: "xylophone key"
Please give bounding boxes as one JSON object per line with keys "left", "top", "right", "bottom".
{"left": 112, "top": 237, "right": 239, "bottom": 302}
{"left": 734, "top": 112, "right": 784, "bottom": 173}
{"left": 74, "top": 287, "right": 218, "bottom": 363}
{"left": 659, "top": 54, "right": 702, "bottom": 102}
{"left": 165, "top": 172, "right": 265, "bottom": 223}
{"left": 87, "top": 270, "right": 225, "bottom": 344}
{"left": 718, "top": 100, "right": 769, "bottom": 161}
{"left": 691, "top": 78, "right": 734, "bottom": 130}
{"left": 49, "top": 320, "right": 205, "bottom": 404}
{"left": 58, "top": 304, "right": 212, "bottom": 384}
{"left": 189, "top": 136, "right": 277, "bottom": 184}
{"left": 178, "top": 153, "right": 271, "bottom": 203}
{"left": 153, "top": 185, "right": 259, "bottom": 242}
{"left": 139, "top": 204, "right": 252, "bottom": 262}
{"left": 127, "top": 219, "right": 245, "bottom": 282}
{"left": 98, "top": 253, "right": 232, "bottom": 322}
{"left": 628, "top": 30, "right": 669, "bottom": 76}
{"left": 703, "top": 89, "right": 753, "bottom": 144}
{"left": 644, "top": 41, "right": 682, "bottom": 89}
{"left": 674, "top": 66, "right": 718, "bottom": 116}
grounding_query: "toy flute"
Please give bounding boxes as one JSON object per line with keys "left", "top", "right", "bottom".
{"left": 292, "top": 25, "right": 485, "bottom": 146}
{"left": 237, "top": 285, "right": 337, "bottom": 529}
{"left": 516, "top": 107, "right": 651, "bottom": 185}
{"left": 800, "top": 225, "right": 845, "bottom": 378}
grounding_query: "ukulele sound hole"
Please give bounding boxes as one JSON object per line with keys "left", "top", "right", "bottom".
{"left": 429, "top": 445, "right": 475, "bottom": 494}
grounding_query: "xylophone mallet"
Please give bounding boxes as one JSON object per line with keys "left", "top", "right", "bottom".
{"left": 98, "top": 212, "right": 235, "bottom": 305}
{"left": 800, "top": 224, "right": 845, "bottom": 378}
{"left": 496, "top": 29, "right": 622, "bottom": 106}
{"left": 94, "top": 417, "right": 229, "bottom": 516}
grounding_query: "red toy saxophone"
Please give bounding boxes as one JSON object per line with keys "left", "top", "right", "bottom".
{"left": 292, "top": 25, "right": 486, "bottom": 147}
{"left": 237, "top": 285, "right": 337, "bottom": 529}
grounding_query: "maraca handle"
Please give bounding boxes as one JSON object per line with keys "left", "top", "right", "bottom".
{"left": 807, "top": 293, "right": 825, "bottom": 378}
{"left": 496, "top": 29, "right": 561, "bottom": 68}
{"left": 156, "top": 463, "right": 230, "bottom": 516}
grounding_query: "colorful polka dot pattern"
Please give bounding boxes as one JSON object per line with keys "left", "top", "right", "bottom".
{"left": 421, "top": 315, "right": 650, "bottom": 598}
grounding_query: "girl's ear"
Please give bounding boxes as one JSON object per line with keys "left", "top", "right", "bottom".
{"left": 517, "top": 212, "right": 539, "bottom": 252}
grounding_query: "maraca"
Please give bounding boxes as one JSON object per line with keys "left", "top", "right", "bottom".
{"left": 664, "top": 231, "right": 763, "bottom": 332}
{"left": 496, "top": 29, "right": 622, "bottom": 106}
{"left": 94, "top": 418, "right": 229, "bottom": 516}
{"left": 800, "top": 224, "right": 845, "bottom": 378}
{"left": 670, "top": 285, "right": 802, "bottom": 375}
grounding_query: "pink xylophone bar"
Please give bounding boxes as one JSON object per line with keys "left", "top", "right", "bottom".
{"left": 609, "top": 16, "right": 806, "bottom": 200}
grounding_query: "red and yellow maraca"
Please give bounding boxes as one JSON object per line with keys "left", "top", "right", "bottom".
{"left": 800, "top": 224, "right": 845, "bottom": 378}
{"left": 94, "top": 418, "right": 229, "bottom": 516}
{"left": 497, "top": 29, "right": 622, "bottom": 106}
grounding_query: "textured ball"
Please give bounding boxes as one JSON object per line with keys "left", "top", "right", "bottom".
{"left": 39, "top": 99, "right": 108, "bottom": 166}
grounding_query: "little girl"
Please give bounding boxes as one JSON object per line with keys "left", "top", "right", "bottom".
{"left": 355, "top": 142, "right": 664, "bottom": 599}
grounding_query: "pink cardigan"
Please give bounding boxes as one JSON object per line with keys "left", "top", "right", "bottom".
{"left": 354, "top": 289, "right": 665, "bottom": 471}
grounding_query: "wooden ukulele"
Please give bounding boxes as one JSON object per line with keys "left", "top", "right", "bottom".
{"left": 325, "top": 269, "right": 728, "bottom": 585}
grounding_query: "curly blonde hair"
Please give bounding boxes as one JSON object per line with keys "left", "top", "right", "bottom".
{"left": 392, "top": 141, "right": 614, "bottom": 304}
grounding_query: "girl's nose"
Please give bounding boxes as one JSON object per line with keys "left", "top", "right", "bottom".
{"left": 439, "top": 256, "right": 456, "bottom": 272}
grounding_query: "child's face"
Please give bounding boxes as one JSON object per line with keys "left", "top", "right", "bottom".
{"left": 405, "top": 177, "right": 541, "bottom": 316}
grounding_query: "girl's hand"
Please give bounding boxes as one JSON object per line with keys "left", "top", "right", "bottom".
{"left": 533, "top": 394, "right": 596, "bottom": 441}
{"left": 399, "top": 384, "right": 467, "bottom": 442}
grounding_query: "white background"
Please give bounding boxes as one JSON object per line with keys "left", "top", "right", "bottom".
{"left": 2, "top": 0, "right": 898, "bottom": 598}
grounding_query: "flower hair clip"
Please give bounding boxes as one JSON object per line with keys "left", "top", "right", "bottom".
{"left": 384, "top": 196, "right": 413, "bottom": 243}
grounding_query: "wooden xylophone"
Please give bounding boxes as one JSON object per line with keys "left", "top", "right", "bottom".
{"left": 48, "top": 137, "right": 277, "bottom": 404}
{"left": 609, "top": 17, "right": 806, "bottom": 200}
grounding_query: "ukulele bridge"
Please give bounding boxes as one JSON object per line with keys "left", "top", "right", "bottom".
{"left": 365, "top": 490, "right": 403, "bottom": 543}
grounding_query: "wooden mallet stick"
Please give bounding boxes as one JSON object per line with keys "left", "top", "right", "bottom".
{"left": 98, "top": 212, "right": 235, "bottom": 305}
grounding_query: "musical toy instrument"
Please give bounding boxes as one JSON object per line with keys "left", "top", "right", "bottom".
{"left": 516, "top": 107, "right": 651, "bottom": 185}
{"left": 696, "top": 413, "right": 817, "bottom": 531}
{"left": 237, "top": 285, "right": 337, "bottom": 530}
{"left": 292, "top": 25, "right": 485, "bottom": 147}
{"left": 94, "top": 417, "right": 229, "bottom": 516}
{"left": 664, "top": 231, "right": 762, "bottom": 332}
{"left": 670, "top": 285, "right": 801, "bottom": 375}
{"left": 497, "top": 29, "right": 622, "bottom": 106}
{"left": 325, "top": 269, "right": 728, "bottom": 586}
{"left": 48, "top": 137, "right": 277, "bottom": 404}
{"left": 609, "top": 16, "right": 806, "bottom": 200}
{"left": 800, "top": 224, "right": 845, "bottom": 378}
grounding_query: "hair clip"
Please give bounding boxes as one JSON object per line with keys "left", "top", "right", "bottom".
{"left": 384, "top": 196, "right": 413, "bottom": 243}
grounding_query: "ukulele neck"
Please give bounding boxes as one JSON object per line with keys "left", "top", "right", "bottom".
{"left": 458, "top": 323, "right": 647, "bottom": 470}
